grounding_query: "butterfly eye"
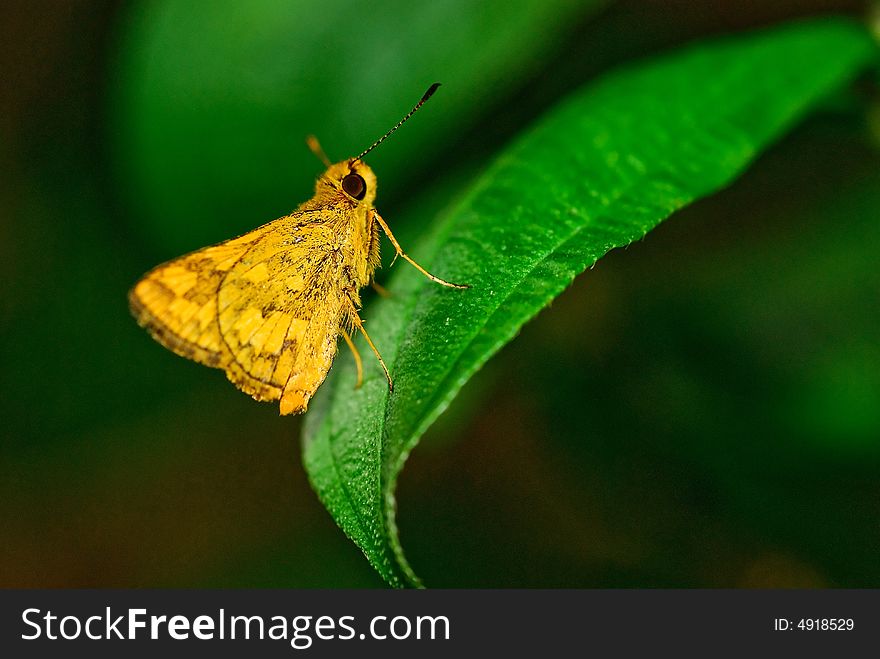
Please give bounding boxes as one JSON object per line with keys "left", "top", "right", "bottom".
{"left": 342, "top": 173, "right": 366, "bottom": 200}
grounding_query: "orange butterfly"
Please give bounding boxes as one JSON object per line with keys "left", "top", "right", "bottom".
{"left": 129, "top": 84, "right": 466, "bottom": 415}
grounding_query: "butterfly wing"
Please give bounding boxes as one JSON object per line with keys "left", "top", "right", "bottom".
{"left": 130, "top": 209, "right": 351, "bottom": 415}
{"left": 129, "top": 228, "right": 272, "bottom": 369}
{"left": 215, "top": 215, "right": 350, "bottom": 415}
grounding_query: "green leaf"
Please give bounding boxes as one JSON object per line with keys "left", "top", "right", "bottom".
{"left": 302, "top": 17, "right": 876, "bottom": 587}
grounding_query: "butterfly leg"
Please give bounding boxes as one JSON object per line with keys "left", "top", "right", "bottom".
{"left": 372, "top": 210, "right": 469, "bottom": 289}
{"left": 346, "top": 298, "right": 393, "bottom": 393}
{"left": 340, "top": 329, "right": 364, "bottom": 389}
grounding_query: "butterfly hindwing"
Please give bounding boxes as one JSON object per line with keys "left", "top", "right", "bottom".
{"left": 129, "top": 229, "right": 272, "bottom": 368}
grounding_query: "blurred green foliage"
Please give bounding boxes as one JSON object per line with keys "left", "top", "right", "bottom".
{"left": 1, "top": 1, "right": 878, "bottom": 588}
{"left": 112, "top": 0, "right": 595, "bottom": 251}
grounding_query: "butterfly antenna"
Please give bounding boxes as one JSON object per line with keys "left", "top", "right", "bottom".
{"left": 354, "top": 83, "right": 441, "bottom": 161}
{"left": 306, "top": 135, "right": 332, "bottom": 167}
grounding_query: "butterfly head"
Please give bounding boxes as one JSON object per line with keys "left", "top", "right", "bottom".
{"left": 308, "top": 84, "right": 441, "bottom": 208}
{"left": 318, "top": 159, "right": 377, "bottom": 207}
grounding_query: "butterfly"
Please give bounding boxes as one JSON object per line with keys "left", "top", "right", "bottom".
{"left": 129, "top": 84, "right": 466, "bottom": 415}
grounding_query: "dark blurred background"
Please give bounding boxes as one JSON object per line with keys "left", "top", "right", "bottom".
{"left": 2, "top": 0, "right": 878, "bottom": 587}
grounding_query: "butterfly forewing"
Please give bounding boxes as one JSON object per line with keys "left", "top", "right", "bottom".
{"left": 215, "top": 216, "right": 348, "bottom": 413}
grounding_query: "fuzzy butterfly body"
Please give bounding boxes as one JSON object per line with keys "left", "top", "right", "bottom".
{"left": 129, "top": 84, "right": 466, "bottom": 415}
